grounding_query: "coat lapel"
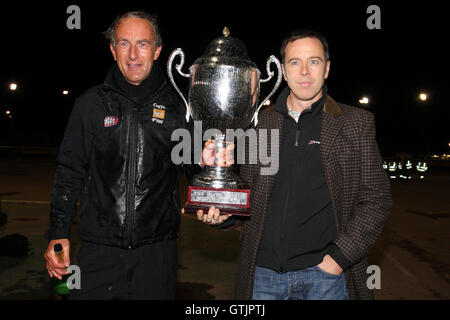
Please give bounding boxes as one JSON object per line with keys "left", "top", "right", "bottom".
{"left": 320, "top": 96, "right": 344, "bottom": 231}
{"left": 265, "top": 110, "right": 284, "bottom": 195}
{"left": 321, "top": 96, "right": 344, "bottom": 161}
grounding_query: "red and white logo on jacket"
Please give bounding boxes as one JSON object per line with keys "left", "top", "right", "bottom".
{"left": 104, "top": 116, "right": 118, "bottom": 127}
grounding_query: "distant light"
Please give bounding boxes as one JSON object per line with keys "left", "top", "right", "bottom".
{"left": 5, "top": 110, "right": 11, "bottom": 115}
{"left": 359, "top": 97, "right": 369, "bottom": 104}
{"left": 9, "top": 83, "right": 17, "bottom": 91}
{"left": 419, "top": 93, "right": 428, "bottom": 101}
{"left": 62, "top": 90, "right": 69, "bottom": 95}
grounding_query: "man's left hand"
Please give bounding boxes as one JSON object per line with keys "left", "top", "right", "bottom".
{"left": 317, "top": 254, "right": 343, "bottom": 275}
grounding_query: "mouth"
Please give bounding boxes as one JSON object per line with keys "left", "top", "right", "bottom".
{"left": 298, "top": 81, "right": 312, "bottom": 87}
{"left": 127, "top": 63, "right": 143, "bottom": 69}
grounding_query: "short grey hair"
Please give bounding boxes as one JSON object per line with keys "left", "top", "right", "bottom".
{"left": 103, "top": 11, "right": 163, "bottom": 48}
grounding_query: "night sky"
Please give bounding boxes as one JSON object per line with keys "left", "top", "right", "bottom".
{"left": 0, "top": 1, "right": 447, "bottom": 155}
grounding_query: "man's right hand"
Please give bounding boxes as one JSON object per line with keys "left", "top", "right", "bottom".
{"left": 44, "top": 239, "right": 70, "bottom": 280}
{"left": 196, "top": 207, "right": 231, "bottom": 225}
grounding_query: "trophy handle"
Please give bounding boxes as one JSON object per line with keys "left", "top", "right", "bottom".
{"left": 251, "top": 55, "right": 282, "bottom": 126}
{"left": 167, "top": 48, "right": 192, "bottom": 122}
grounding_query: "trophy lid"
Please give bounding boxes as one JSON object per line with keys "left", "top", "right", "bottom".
{"left": 193, "top": 27, "right": 257, "bottom": 68}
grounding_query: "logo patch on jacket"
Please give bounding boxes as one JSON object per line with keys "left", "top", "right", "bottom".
{"left": 152, "top": 103, "right": 166, "bottom": 124}
{"left": 104, "top": 116, "right": 118, "bottom": 127}
{"left": 308, "top": 140, "right": 321, "bottom": 145}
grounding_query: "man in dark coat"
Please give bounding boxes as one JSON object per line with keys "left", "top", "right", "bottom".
{"left": 198, "top": 30, "right": 392, "bottom": 300}
{"left": 44, "top": 11, "right": 201, "bottom": 299}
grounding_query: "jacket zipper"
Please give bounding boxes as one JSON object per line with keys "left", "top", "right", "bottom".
{"left": 295, "top": 129, "right": 301, "bottom": 147}
{"left": 100, "top": 80, "right": 166, "bottom": 249}
{"left": 126, "top": 108, "right": 139, "bottom": 249}
{"left": 279, "top": 119, "right": 300, "bottom": 272}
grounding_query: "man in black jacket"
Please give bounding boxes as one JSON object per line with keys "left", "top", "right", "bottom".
{"left": 44, "top": 11, "right": 201, "bottom": 299}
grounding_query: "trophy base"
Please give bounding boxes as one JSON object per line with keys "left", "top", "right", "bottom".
{"left": 184, "top": 185, "right": 250, "bottom": 216}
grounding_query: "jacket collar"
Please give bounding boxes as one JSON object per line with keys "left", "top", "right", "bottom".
{"left": 274, "top": 84, "right": 336, "bottom": 119}
{"left": 101, "top": 62, "right": 166, "bottom": 105}
{"left": 271, "top": 85, "right": 344, "bottom": 162}
{"left": 323, "top": 95, "right": 343, "bottom": 118}
{"left": 320, "top": 96, "right": 344, "bottom": 160}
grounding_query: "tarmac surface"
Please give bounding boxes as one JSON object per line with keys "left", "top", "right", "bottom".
{"left": 0, "top": 153, "right": 449, "bottom": 300}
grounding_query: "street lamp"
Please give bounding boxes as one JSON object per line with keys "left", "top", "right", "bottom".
{"left": 419, "top": 92, "right": 428, "bottom": 101}
{"left": 4, "top": 110, "right": 12, "bottom": 119}
{"left": 62, "top": 90, "right": 69, "bottom": 95}
{"left": 9, "top": 83, "right": 17, "bottom": 91}
{"left": 359, "top": 97, "right": 369, "bottom": 104}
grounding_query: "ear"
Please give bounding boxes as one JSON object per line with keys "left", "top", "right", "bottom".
{"left": 110, "top": 44, "right": 117, "bottom": 61}
{"left": 324, "top": 60, "right": 331, "bottom": 79}
{"left": 153, "top": 45, "right": 162, "bottom": 61}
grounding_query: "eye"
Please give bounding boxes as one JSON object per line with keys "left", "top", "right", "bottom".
{"left": 310, "top": 59, "right": 320, "bottom": 65}
{"left": 138, "top": 42, "right": 150, "bottom": 49}
{"left": 119, "top": 41, "right": 129, "bottom": 48}
{"left": 290, "top": 60, "right": 299, "bottom": 66}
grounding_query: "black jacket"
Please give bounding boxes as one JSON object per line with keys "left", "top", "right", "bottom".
{"left": 48, "top": 63, "right": 199, "bottom": 249}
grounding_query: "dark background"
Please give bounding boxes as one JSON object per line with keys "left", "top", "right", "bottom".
{"left": 0, "top": 1, "right": 447, "bottom": 156}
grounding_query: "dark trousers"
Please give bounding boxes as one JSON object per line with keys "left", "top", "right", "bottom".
{"left": 69, "top": 240, "right": 177, "bottom": 300}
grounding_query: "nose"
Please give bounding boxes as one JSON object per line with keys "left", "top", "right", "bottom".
{"left": 129, "top": 44, "right": 138, "bottom": 60}
{"left": 300, "top": 62, "right": 309, "bottom": 76}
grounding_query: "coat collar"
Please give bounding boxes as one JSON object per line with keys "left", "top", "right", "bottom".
{"left": 275, "top": 85, "right": 330, "bottom": 119}
{"left": 323, "top": 95, "right": 343, "bottom": 118}
{"left": 101, "top": 62, "right": 166, "bottom": 105}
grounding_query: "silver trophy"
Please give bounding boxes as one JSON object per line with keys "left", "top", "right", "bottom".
{"left": 168, "top": 27, "right": 281, "bottom": 215}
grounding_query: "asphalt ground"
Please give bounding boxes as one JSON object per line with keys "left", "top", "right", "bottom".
{"left": 0, "top": 154, "right": 449, "bottom": 300}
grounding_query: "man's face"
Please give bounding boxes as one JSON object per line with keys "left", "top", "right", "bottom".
{"left": 282, "top": 37, "right": 330, "bottom": 105}
{"left": 110, "top": 17, "right": 162, "bottom": 86}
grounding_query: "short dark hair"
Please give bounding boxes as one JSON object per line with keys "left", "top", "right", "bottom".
{"left": 103, "top": 11, "right": 163, "bottom": 48}
{"left": 280, "top": 30, "right": 330, "bottom": 63}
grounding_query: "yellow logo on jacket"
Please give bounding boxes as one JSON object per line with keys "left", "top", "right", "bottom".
{"left": 152, "top": 108, "right": 165, "bottom": 119}
{"left": 152, "top": 103, "right": 166, "bottom": 124}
